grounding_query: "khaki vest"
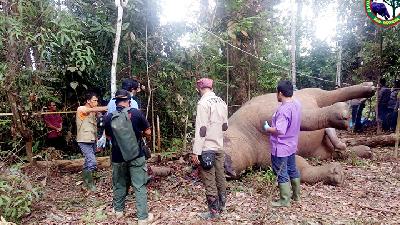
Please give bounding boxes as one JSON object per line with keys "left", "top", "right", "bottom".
{"left": 76, "top": 111, "right": 97, "bottom": 143}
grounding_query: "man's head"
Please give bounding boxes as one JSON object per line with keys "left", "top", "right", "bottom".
{"left": 115, "top": 89, "right": 131, "bottom": 107}
{"left": 196, "top": 78, "right": 213, "bottom": 96}
{"left": 48, "top": 101, "right": 57, "bottom": 112}
{"left": 84, "top": 92, "right": 99, "bottom": 108}
{"left": 122, "top": 79, "right": 140, "bottom": 96}
{"left": 276, "top": 80, "right": 294, "bottom": 102}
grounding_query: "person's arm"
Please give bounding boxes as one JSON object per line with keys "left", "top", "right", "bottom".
{"left": 79, "top": 106, "right": 107, "bottom": 114}
{"left": 134, "top": 109, "right": 151, "bottom": 137}
{"left": 192, "top": 103, "right": 208, "bottom": 165}
{"left": 266, "top": 112, "right": 288, "bottom": 135}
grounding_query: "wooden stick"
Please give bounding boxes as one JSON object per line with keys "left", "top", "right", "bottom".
{"left": 395, "top": 108, "right": 400, "bottom": 159}
{"left": 156, "top": 115, "right": 161, "bottom": 152}
{"left": 182, "top": 114, "right": 188, "bottom": 152}
{"left": 151, "top": 92, "right": 156, "bottom": 153}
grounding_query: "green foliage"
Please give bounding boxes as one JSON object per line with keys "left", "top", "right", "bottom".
{"left": 0, "top": 173, "right": 40, "bottom": 222}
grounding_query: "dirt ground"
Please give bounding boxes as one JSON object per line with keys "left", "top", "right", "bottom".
{"left": 21, "top": 133, "right": 400, "bottom": 225}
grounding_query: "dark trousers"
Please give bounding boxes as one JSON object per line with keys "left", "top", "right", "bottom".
{"left": 388, "top": 109, "right": 398, "bottom": 131}
{"left": 46, "top": 136, "right": 66, "bottom": 151}
{"left": 271, "top": 153, "right": 300, "bottom": 184}
{"left": 351, "top": 105, "right": 358, "bottom": 126}
{"left": 354, "top": 103, "right": 365, "bottom": 132}
{"left": 379, "top": 106, "right": 390, "bottom": 131}
{"left": 199, "top": 151, "right": 226, "bottom": 197}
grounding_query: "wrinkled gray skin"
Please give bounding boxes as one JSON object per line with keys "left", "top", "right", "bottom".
{"left": 223, "top": 83, "right": 375, "bottom": 185}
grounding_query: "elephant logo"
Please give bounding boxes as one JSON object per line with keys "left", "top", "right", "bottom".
{"left": 365, "top": 0, "right": 400, "bottom": 27}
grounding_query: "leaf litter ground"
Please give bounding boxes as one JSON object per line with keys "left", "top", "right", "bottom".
{"left": 21, "top": 132, "right": 400, "bottom": 224}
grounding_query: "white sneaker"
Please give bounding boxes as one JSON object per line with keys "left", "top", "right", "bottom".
{"left": 138, "top": 213, "right": 154, "bottom": 225}
{"left": 111, "top": 209, "right": 124, "bottom": 218}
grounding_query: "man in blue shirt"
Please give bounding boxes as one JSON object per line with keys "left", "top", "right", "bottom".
{"left": 107, "top": 79, "right": 141, "bottom": 113}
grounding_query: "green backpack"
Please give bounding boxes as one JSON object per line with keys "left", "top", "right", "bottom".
{"left": 111, "top": 107, "right": 139, "bottom": 161}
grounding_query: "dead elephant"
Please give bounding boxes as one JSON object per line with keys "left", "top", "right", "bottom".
{"left": 224, "top": 83, "right": 375, "bottom": 186}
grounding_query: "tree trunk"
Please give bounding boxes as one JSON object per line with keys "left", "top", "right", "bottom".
{"left": 3, "top": 2, "right": 34, "bottom": 163}
{"left": 111, "top": 0, "right": 128, "bottom": 97}
{"left": 290, "top": 0, "right": 297, "bottom": 88}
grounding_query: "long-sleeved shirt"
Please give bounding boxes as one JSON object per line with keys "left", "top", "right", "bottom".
{"left": 192, "top": 91, "right": 228, "bottom": 155}
{"left": 107, "top": 97, "right": 138, "bottom": 114}
{"left": 270, "top": 100, "right": 302, "bottom": 157}
{"left": 43, "top": 113, "right": 62, "bottom": 138}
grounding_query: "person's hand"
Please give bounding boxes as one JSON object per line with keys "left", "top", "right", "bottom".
{"left": 57, "top": 127, "right": 62, "bottom": 132}
{"left": 263, "top": 121, "right": 270, "bottom": 132}
{"left": 97, "top": 135, "right": 106, "bottom": 148}
{"left": 191, "top": 154, "right": 200, "bottom": 166}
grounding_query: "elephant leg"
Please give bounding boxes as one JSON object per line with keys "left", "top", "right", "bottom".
{"left": 298, "top": 82, "right": 375, "bottom": 108}
{"left": 296, "top": 155, "right": 344, "bottom": 186}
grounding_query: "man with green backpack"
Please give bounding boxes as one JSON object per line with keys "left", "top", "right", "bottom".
{"left": 104, "top": 89, "right": 154, "bottom": 224}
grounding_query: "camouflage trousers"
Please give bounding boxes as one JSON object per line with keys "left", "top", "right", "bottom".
{"left": 112, "top": 156, "right": 149, "bottom": 220}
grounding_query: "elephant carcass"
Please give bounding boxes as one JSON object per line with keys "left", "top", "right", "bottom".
{"left": 224, "top": 83, "right": 375, "bottom": 185}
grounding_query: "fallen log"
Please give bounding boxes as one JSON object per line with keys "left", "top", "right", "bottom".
{"left": 342, "top": 134, "right": 396, "bottom": 148}
{"left": 34, "top": 157, "right": 172, "bottom": 177}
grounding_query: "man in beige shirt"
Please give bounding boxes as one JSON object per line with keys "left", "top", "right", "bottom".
{"left": 76, "top": 92, "right": 107, "bottom": 191}
{"left": 191, "top": 78, "right": 228, "bottom": 219}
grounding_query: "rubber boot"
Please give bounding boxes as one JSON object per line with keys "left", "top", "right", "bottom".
{"left": 198, "top": 195, "right": 220, "bottom": 220}
{"left": 291, "top": 178, "right": 301, "bottom": 201}
{"left": 218, "top": 192, "right": 226, "bottom": 213}
{"left": 271, "top": 182, "right": 291, "bottom": 207}
{"left": 82, "top": 170, "right": 96, "bottom": 192}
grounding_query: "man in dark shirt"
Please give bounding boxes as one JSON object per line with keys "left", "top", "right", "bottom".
{"left": 104, "top": 89, "right": 153, "bottom": 224}
{"left": 43, "top": 101, "right": 66, "bottom": 151}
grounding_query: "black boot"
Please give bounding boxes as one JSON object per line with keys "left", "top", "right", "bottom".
{"left": 199, "top": 195, "right": 220, "bottom": 220}
{"left": 218, "top": 192, "right": 226, "bottom": 212}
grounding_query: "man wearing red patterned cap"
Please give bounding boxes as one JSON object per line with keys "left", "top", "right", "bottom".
{"left": 191, "top": 77, "right": 229, "bottom": 219}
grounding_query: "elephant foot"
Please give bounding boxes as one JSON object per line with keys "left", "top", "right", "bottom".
{"left": 322, "top": 162, "right": 344, "bottom": 186}
{"left": 349, "top": 145, "right": 372, "bottom": 159}
{"left": 296, "top": 156, "right": 344, "bottom": 186}
{"left": 332, "top": 145, "right": 372, "bottom": 160}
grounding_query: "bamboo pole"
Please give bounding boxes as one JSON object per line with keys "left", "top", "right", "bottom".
{"left": 0, "top": 111, "right": 77, "bottom": 117}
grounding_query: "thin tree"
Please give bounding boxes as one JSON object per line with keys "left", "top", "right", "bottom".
{"left": 291, "top": 0, "right": 297, "bottom": 88}
{"left": 111, "top": 0, "right": 128, "bottom": 97}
